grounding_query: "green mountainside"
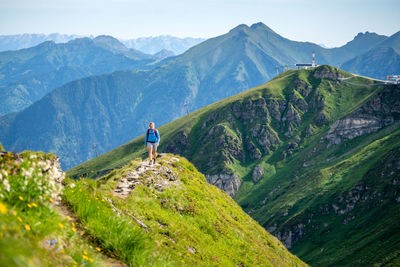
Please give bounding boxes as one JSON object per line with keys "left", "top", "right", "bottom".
{"left": 68, "top": 65, "right": 400, "bottom": 266}
{"left": 2, "top": 23, "right": 395, "bottom": 170}
{"left": 0, "top": 147, "right": 306, "bottom": 266}
{"left": 0, "top": 35, "right": 159, "bottom": 115}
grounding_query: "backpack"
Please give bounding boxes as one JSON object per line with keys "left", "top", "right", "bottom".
{"left": 146, "top": 128, "right": 158, "bottom": 143}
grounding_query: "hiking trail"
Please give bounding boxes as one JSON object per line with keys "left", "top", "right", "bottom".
{"left": 113, "top": 153, "right": 181, "bottom": 198}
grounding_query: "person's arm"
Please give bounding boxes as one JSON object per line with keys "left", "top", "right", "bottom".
{"left": 156, "top": 130, "right": 160, "bottom": 145}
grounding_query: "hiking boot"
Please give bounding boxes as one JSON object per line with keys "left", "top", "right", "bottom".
{"left": 153, "top": 157, "right": 157, "bottom": 164}
{"left": 149, "top": 160, "right": 153, "bottom": 166}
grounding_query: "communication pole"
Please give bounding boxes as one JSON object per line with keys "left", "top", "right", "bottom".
{"left": 184, "top": 102, "right": 189, "bottom": 115}
{"left": 93, "top": 144, "right": 98, "bottom": 157}
{"left": 312, "top": 49, "right": 316, "bottom": 67}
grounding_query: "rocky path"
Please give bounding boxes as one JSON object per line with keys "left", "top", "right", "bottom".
{"left": 113, "top": 153, "right": 180, "bottom": 198}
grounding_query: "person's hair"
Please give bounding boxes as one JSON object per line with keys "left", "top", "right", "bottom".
{"left": 149, "top": 122, "right": 155, "bottom": 127}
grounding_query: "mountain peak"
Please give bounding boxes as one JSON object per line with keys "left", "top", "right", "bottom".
{"left": 229, "top": 24, "right": 250, "bottom": 33}
{"left": 93, "top": 35, "right": 129, "bottom": 51}
{"left": 250, "top": 22, "right": 276, "bottom": 33}
{"left": 353, "top": 31, "right": 385, "bottom": 41}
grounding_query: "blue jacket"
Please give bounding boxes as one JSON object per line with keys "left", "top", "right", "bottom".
{"left": 144, "top": 128, "right": 160, "bottom": 145}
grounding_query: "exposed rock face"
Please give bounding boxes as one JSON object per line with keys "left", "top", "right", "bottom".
{"left": 325, "top": 84, "right": 400, "bottom": 146}
{"left": 205, "top": 173, "right": 241, "bottom": 197}
{"left": 249, "top": 124, "right": 280, "bottom": 154}
{"left": 165, "top": 131, "right": 190, "bottom": 156}
{"left": 313, "top": 67, "right": 344, "bottom": 80}
{"left": 252, "top": 165, "right": 264, "bottom": 183}
{"left": 326, "top": 118, "right": 381, "bottom": 145}
{"left": 276, "top": 223, "right": 305, "bottom": 249}
{"left": 245, "top": 137, "right": 262, "bottom": 161}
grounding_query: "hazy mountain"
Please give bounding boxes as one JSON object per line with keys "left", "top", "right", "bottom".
{"left": 69, "top": 66, "right": 400, "bottom": 266}
{"left": 121, "top": 35, "right": 206, "bottom": 55}
{"left": 153, "top": 49, "right": 175, "bottom": 59}
{"left": 340, "top": 31, "right": 400, "bottom": 79}
{"left": 0, "top": 35, "right": 158, "bottom": 115}
{"left": 0, "top": 33, "right": 86, "bottom": 52}
{"left": 329, "top": 31, "right": 388, "bottom": 60}
{"left": 341, "top": 46, "right": 400, "bottom": 79}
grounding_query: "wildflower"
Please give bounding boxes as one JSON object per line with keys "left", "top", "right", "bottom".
{"left": 71, "top": 222, "right": 75, "bottom": 227}
{"left": 19, "top": 196, "right": 24, "bottom": 201}
{"left": 27, "top": 203, "right": 32, "bottom": 208}
{"left": 0, "top": 202, "right": 7, "bottom": 214}
{"left": 12, "top": 211, "right": 17, "bottom": 216}
{"left": 72, "top": 227, "right": 76, "bottom": 232}
{"left": 89, "top": 258, "right": 93, "bottom": 262}
{"left": 83, "top": 250, "right": 88, "bottom": 255}
{"left": 73, "top": 261, "right": 77, "bottom": 265}
{"left": 49, "top": 198, "right": 54, "bottom": 202}
{"left": 32, "top": 203, "right": 38, "bottom": 208}
{"left": 2, "top": 179, "right": 10, "bottom": 192}
{"left": 17, "top": 217, "right": 22, "bottom": 222}
{"left": 96, "top": 247, "right": 101, "bottom": 252}
{"left": 101, "top": 199, "right": 105, "bottom": 202}
{"left": 25, "top": 224, "right": 31, "bottom": 231}
{"left": 58, "top": 223, "right": 64, "bottom": 229}
{"left": 1, "top": 225, "right": 6, "bottom": 230}
{"left": 82, "top": 255, "right": 89, "bottom": 260}
{"left": 79, "top": 189, "right": 82, "bottom": 192}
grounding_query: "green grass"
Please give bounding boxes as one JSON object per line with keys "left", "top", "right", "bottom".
{"left": 65, "top": 154, "right": 307, "bottom": 266}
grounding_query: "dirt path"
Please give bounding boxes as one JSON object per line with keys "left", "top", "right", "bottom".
{"left": 53, "top": 201, "right": 127, "bottom": 267}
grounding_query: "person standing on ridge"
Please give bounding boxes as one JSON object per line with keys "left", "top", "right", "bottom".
{"left": 144, "top": 122, "right": 160, "bottom": 165}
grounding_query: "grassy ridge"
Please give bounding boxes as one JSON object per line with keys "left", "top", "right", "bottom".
{"left": 64, "top": 154, "right": 307, "bottom": 266}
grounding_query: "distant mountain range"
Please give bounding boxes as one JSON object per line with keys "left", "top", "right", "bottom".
{"left": 68, "top": 66, "right": 400, "bottom": 266}
{"left": 0, "top": 33, "right": 205, "bottom": 55}
{"left": 1, "top": 23, "right": 399, "bottom": 169}
{"left": 0, "top": 33, "right": 86, "bottom": 51}
{"left": 120, "top": 36, "right": 206, "bottom": 55}
{"left": 0, "top": 35, "right": 165, "bottom": 115}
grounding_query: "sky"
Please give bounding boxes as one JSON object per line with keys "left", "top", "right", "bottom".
{"left": 0, "top": 0, "right": 399, "bottom": 47}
